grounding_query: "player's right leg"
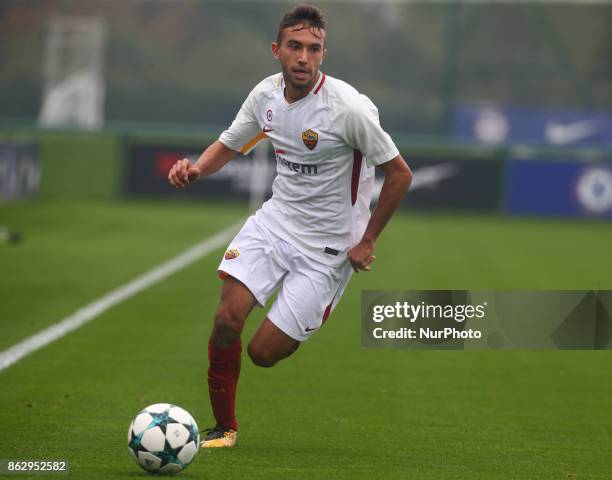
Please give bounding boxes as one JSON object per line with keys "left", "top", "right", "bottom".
{"left": 202, "top": 216, "right": 286, "bottom": 448}
{"left": 211, "top": 275, "right": 257, "bottom": 348}
{"left": 203, "top": 276, "right": 256, "bottom": 448}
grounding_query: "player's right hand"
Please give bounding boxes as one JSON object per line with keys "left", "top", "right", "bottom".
{"left": 168, "top": 158, "right": 201, "bottom": 188}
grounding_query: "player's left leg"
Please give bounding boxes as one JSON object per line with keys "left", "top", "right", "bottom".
{"left": 247, "top": 318, "right": 300, "bottom": 367}
{"left": 247, "top": 241, "right": 354, "bottom": 368}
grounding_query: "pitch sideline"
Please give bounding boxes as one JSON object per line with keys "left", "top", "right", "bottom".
{"left": 0, "top": 220, "right": 243, "bottom": 372}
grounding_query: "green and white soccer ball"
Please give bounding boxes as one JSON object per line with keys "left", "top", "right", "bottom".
{"left": 127, "top": 403, "right": 200, "bottom": 474}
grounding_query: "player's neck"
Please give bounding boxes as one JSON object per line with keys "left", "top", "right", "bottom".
{"left": 283, "top": 72, "right": 321, "bottom": 104}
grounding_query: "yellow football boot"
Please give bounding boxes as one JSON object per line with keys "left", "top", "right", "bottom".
{"left": 200, "top": 426, "right": 238, "bottom": 448}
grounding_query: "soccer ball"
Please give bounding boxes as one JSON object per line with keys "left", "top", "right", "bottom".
{"left": 127, "top": 403, "right": 200, "bottom": 474}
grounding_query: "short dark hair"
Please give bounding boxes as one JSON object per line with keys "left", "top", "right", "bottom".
{"left": 276, "top": 4, "right": 326, "bottom": 44}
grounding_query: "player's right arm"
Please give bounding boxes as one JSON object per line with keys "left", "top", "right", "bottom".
{"left": 168, "top": 79, "right": 266, "bottom": 189}
{"left": 167, "top": 141, "right": 238, "bottom": 188}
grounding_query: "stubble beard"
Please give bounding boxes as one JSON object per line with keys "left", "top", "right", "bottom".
{"left": 282, "top": 64, "right": 318, "bottom": 95}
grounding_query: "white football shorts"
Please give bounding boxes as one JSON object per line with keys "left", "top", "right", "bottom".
{"left": 218, "top": 215, "right": 353, "bottom": 342}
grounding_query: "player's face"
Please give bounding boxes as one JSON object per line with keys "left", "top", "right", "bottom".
{"left": 272, "top": 25, "right": 326, "bottom": 93}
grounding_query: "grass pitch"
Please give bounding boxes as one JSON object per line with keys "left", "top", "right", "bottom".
{"left": 1, "top": 197, "right": 611, "bottom": 479}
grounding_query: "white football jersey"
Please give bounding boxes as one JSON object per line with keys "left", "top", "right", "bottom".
{"left": 218, "top": 72, "right": 400, "bottom": 267}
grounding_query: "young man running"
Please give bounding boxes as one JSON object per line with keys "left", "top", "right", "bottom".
{"left": 168, "top": 4, "right": 412, "bottom": 448}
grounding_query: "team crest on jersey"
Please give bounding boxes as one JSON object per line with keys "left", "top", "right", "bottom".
{"left": 302, "top": 129, "right": 318, "bottom": 150}
{"left": 224, "top": 248, "right": 240, "bottom": 260}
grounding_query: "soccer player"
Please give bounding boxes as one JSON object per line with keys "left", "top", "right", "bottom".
{"left": 168, "top": 4, "right": 412, "bottom": 448}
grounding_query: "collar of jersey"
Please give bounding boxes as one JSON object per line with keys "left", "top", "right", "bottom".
{"left": 278, "top": 71, "right": 325, "bottom": 107}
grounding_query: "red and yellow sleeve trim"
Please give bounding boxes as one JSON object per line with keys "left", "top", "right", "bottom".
{"left": 240, "top": 131, "right": 268, "bottom": 154}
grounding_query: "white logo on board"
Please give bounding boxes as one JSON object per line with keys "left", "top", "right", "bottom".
{"left": 575, "top": 168, "right": 612, "bottom": 214}
{"left": 545, "top": 119, "right": 606, "bottom": 145}
{"left": 473, "top": 110, "right": 509, "bottom": 145}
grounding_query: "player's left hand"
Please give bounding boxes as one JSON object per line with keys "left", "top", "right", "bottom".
{"left": 347, "top": 239, "right": 376, "bottom": 273}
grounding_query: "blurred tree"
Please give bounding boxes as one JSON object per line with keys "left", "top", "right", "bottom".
{"left": 0, "top": 0, "right": 610, "bottom": 134}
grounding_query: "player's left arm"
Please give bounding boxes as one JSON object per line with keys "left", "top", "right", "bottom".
{"left": 347, "top": 155, "right": 412, "bottom": 272}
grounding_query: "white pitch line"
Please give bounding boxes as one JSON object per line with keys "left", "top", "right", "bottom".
{"left": 0, "top": 220, "right": 243, "bottom": 372}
